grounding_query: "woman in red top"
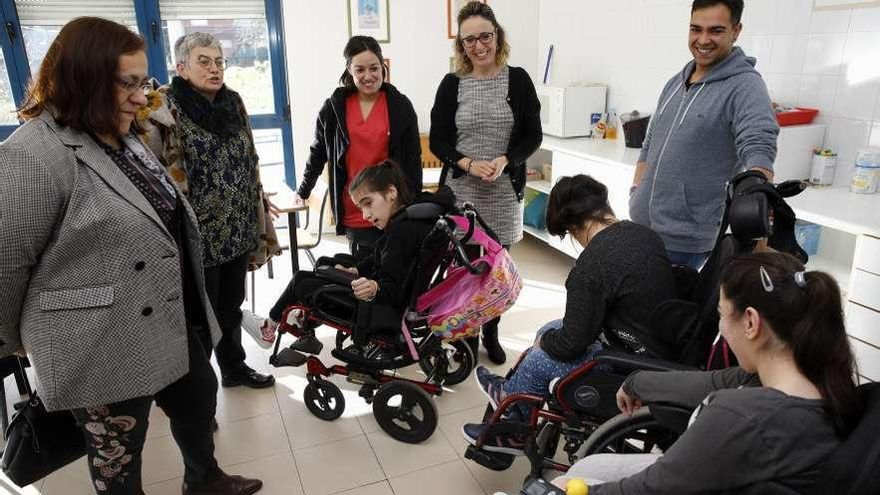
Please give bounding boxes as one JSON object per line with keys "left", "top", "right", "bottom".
{"left": 294, "top": 36, "right": 422, "bottom": 260}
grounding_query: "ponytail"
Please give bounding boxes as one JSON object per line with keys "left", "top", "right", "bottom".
{"left": 348, "top": 159, "right": 414, "bottom": 207}
{"left": 720, "top": 252, "right": 861, "bottom": 433}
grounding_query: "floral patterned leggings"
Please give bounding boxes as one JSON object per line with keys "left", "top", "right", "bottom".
{"left": 70, "top": 329, "right": 220, "bottom": 494}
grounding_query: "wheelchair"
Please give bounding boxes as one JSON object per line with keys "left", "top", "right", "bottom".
{"left": 268, "top": 202, "right": 507, "bottom": 444}
{"left": 465, "top": 171, "right": 811, "bottom": 475}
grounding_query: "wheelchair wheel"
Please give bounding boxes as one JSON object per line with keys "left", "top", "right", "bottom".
{"left": 303, "top": 378, "right": 346, "bottom": 421}
{"left": 576, "top": 408, "right": 679, "bottom": 458}
{"left": 372, "top": 381, "right": 438, "bottom": 443}
{"left": 418, "top": 339, "right": 475, "bottom": 386}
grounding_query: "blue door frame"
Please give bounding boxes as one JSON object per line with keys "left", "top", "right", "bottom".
{"left": 0, "top": 0, "right": 296, "bottom": 187}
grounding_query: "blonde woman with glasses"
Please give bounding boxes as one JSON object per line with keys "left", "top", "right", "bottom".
{"left": 430, "top": 1, "right": 542, "bottom": 365}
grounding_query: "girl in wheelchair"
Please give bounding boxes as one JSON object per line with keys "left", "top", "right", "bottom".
{"left": 554, "top": 251, "right": 861, "bottom": 494}
{"left": 243, "top": 159, "right": 454, "bottom": 355}
{"left": 464, "top": 175, "right": 678, "bottom": 451}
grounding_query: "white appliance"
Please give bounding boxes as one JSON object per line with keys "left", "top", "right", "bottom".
{"left": 774, "top": 124, "right": 827, "bottom": 181}
{"left": 537, "top": 84, "right": 607, "bottom": 138}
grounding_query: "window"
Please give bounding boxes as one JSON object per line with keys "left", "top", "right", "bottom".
{"left": 14, "top": 0, "right": 138, "bottom": 75}
{"left": 160, "top": 0, "right": 274, "bottom": 115}
{"left": 0, "top": 48, "right": 17, "bottom": 125}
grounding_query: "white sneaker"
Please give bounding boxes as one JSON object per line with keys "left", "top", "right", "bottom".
{"left": 241, "top": 310, "right": 277, "bottom": 349}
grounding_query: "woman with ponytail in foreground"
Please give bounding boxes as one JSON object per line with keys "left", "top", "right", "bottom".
{"left": 555, "top": 251, "right": 862, "bottom": 494}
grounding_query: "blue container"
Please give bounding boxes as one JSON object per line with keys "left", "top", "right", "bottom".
{"left": 794, "top": 221, "right": 821, "bottom": 257}
{"left": 523, "top": 189, "right": 548, "bottom": 230}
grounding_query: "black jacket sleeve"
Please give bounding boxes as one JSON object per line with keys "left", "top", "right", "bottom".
{"left": 297, "top": 98, "right": 332, "bottom": 199}
{"left": 398, "top": 93, "right": 423, "bottom": 194}
{"left": 429, "top": 74, "right": 466, "bottom": 180}
{"left": 506, "top": 67, "right": 543, "bottom": 167}
{"left": 371, "top": 222, "right": 422, "bottom": 309}
{"left": 540, "top": 259, "right": 610, "bottom": 362}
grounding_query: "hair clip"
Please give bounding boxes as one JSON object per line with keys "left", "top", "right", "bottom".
{"left": 759, "top": 265, "right": 774, "bottom": 293}
{"left": 793, "top": 271, "right": 807, "bottom": 289}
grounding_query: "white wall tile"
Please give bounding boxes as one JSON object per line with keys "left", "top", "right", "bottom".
{"left": 767, "top": 74, "right": 803, "bottom": 106}
{"left": 741, "top": 36, "right": 774, "bottom": 72}
{"left": 809, "top": 9, "right": 853, "bottom": 34}
{"left": 849, "top": 6, "right": 880, "bottom": 32}
{"left": 769, "top": 34, "right": 809, "bottom": 74}
{"left": 842, "top": 31, "right": 880, "bottom": 86}
{"left": 774, "top": 0, "right": 813, "bottom": 35}
{"left": 870, "top": 122, "right": 880, "bottom": 147}
{"left": 798, "top": 75, "right": 838, "bottom": 115}
{"left": 833, "top": 76, "right": 879, "bottom": 120}
{"left": 826, "top": 118, "right": 872, "bottom": 184}
{"left": 803, "top": 34, "right": 847, "bottom": 76}
{"left": 742, "top": 0, "right": 779, "bottom": 36}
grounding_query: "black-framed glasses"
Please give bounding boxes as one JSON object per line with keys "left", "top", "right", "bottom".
{"left": 116, "top": 77, "right": 153, "bottom": 96}
{"left": 461, "top": 31, "right": 495, "bottom": 48}
{"left": 195, "top": 56, "right": 227, "bottom": 70}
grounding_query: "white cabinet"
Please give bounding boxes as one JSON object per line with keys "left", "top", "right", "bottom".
{"left": 525, "top": 136, "right": 639, "bottom": 258}
{"left": 845, "top": 234, "right": 880, "bottom": 383}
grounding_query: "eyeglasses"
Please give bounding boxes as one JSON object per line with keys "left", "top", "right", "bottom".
{"left": 461, "top": 31, "right": 495, "bottom": 48}
{"left": 194, "top": 56, "right": 227, "bottom": 70}
{"left": 117, "top": 77, "right": 153, "bottom": 96}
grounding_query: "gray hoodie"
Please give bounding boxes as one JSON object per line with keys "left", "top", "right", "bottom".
{"left": 629, "top": 47, "right": 779, "bottom": 253}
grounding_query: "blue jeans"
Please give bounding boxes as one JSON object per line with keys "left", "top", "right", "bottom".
{"left": 666, "top": 250, "right": 710, "bottom": 271}
{"left": 503, "top": 319, "right": 603, "bottom": 398}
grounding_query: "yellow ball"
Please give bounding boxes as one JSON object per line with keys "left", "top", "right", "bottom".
{"left": 565, "top": 478, "right": 589, "bottom": 495}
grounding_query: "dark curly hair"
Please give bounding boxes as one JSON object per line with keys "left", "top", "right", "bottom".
{"left": 546, "top": 175, "right": 615, "bottom": 238}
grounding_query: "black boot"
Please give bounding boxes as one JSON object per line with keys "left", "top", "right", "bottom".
{"left": 482, "top": 319, "right": 507, "bottom": 365}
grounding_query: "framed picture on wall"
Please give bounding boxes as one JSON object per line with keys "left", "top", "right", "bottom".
{"left": 814, "top": 0, "right": 880, "bottom": 9}
{"left": 447, "top": 0, "right": 487, "bottom": 39}
{"left": 347, "top": 0, "right": 390, "bottom": 43}
{"left": 384, "top": 58, "right": 391, "bottom": 82}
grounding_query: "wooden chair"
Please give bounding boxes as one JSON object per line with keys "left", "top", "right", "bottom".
{"left": 420, "top": 134, "right": 443, "bottom": 191}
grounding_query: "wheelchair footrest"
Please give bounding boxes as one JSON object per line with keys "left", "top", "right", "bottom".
{"left": 270, "top": 347, "right": 308, "bottom": 368}
{"left": 464, "top": 445, "right": 515, "bottom": 471}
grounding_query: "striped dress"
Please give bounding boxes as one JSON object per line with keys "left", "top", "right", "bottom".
{"left": 449, "top": 65, "right": 522, "bottom": 246}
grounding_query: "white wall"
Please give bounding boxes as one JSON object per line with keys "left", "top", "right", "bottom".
{"left": 537, "top": 0, "right": 880, "bottom": 182}
{"left": 281, "top": 0, "right": 539, "bottom": 188}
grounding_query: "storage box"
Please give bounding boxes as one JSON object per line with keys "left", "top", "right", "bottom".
{"left": 776, "top": 107, "right": 819, "bottom": 126}
{"left": 542, "top": 163, "right": 553, "bottom": 183}
{"left": 794, "top": 220, "right": 821, "bottom": 257}
{"left": 523, "top": 189, "right": 548, "bottom": 230}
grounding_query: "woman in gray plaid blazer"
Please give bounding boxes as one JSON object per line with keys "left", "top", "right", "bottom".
{"left": 0, "top": 18, "right": 261, "bottom": 495}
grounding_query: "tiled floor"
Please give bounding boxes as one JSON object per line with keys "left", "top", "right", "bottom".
{"left": 1, "top": 234, "right": 576, "bottom": 495}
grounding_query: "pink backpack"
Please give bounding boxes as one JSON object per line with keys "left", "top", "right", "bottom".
{"left": 414, "top": 215, "right": 523, "bottom": 341}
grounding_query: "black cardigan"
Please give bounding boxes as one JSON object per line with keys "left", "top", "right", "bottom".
{"left": 428, "top": 65, "right": 542, "bottom": 201}
{"left": 296, "top": 83, "right": 422, "bottom": 234}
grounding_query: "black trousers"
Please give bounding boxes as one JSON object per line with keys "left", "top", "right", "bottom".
{"left": 269, "top": 270, "right": 333, "bottom": 322}
{"left": 71, "top": 328, "right": 219, "bottom": 494}
{"left": 344, "top": 226, "right": 382, "bottom": 261}
{"left": 203, "top": 252, "right": 249, "bottom": 375}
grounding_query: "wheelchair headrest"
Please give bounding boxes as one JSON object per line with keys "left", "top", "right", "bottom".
{"left": 724, "top": 170, "right": 808, "bottom": 262}
{"left": 402, "top": 202, "right": 446, "bottom": 220}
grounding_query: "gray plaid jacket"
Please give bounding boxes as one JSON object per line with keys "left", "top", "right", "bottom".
{"left": 0, "top": 112, "right": 221, "bottom": 412}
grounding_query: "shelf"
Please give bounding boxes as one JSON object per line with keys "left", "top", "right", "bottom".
{"left": 525, "top": 180, "right": 552, "bottom": 195}
{"left": 806, "top": 254, "right": 851, "bottom": 295}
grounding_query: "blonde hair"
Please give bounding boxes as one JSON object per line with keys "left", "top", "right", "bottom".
{"left": 452, "top": 1, "right": 510, "bottom": 75}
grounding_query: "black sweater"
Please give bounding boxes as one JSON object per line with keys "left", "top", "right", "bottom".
{"left": 540, "top": 221, "right": 677, "bottom": 362}
{"left": 428, "top": 66, "right": 542, "bottom": 201}
{"left": 355, "top": 189, "right": 455, "bottom": 311}
{"left": 297, "top": 83, "right": 422, "bottom": 234}
{"left": 591, "top": 368, "right": 840, "bottom": 494}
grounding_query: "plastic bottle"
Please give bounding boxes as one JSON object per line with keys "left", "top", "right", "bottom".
{"left": 605, "top": 110, "right": 618, "bottom": 139}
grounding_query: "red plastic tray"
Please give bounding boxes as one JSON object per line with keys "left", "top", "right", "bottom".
{"left": 776, "top": 107, "right": 819, "bottom": 126}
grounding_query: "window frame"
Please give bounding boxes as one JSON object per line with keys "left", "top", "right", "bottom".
{"left": 0, "top": 0, "right": 296, "bottom": 185}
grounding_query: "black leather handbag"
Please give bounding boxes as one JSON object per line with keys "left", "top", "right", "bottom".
{"left": 1, "top": 357, "right": 87, "bottom": 487}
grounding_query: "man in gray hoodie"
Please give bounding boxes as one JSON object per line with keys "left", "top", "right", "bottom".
{"left": 629, "top": 0, "right": 778, "bottom": 270}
